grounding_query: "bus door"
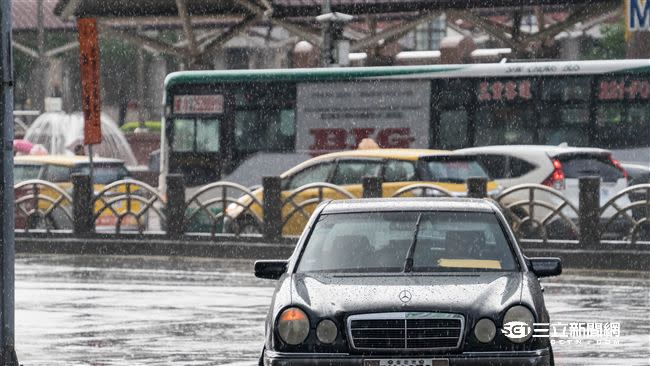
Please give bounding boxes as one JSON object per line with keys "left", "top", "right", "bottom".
{"left": 432, "top": 79, "right": 473, "bottom": 149}
{"left": 168, "top": 94, "right": 225, "bottom": 186}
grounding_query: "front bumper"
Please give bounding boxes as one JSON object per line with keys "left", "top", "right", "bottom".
{"left": 264, "top": 348, "right": 551, "bottom": 366}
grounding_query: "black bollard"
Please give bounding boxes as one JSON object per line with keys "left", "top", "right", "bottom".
{"left": 72, "top": 173, "right": 94, "bottom": 235}
{"left": 467, "top": 177, "right": 488, "bottom": 198}
{"left": 263, "top": 176, "right": 282, "bottom": 241}
{"left": 579, "top": 176, "right": 601, "bottom": 247}
{"left": 362, "top": 176, "right": 382, "bottom": 198}
{"left": 165, "top": 174, "right": 185, "bottom": 237}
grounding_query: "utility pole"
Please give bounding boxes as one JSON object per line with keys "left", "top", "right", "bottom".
{"left": 320, "top": 0, "right": 332, "bottom": 66}
{"left": 317, "top": 1, "right": 352, "bottom": 67}
{"left": 36, "top": 0, "right": 48, "bottom": 110}
{"left": 0, "top": 0, "right": 19, "bottom": 364}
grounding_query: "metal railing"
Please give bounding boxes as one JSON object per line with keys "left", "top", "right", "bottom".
{"left": 13, "top": 174, "right": 650, "bottom": 245}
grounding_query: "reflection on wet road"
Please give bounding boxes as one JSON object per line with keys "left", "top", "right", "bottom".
{"left": 15, "top": 255, "right": 650, "bottom": 366}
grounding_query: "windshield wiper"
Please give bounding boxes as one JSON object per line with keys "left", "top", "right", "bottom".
{"left": 403, "top": 213, "right": 423, "bottom": 273}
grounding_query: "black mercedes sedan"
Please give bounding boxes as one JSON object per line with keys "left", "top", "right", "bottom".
{"left": 255, "top": 198, "right": 561, "bottom": 366}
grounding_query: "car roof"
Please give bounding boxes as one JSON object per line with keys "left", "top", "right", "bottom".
{"left": 281, "top": 149, "right": 450, "bottom": 177}
{"left": 14, "top": 155, "right": 125, "bottom": 167}
{"left": 454, "top": 145, "right": 611, "bottom": 157}
{"left": 312, "top": 148, "right": 450, "bottom": 161}
{"left": 320, "top": 197, "right": 496, "bottom": 214}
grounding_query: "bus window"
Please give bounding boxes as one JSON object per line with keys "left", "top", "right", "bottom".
{"left": 595, "top": 104, "right": 649, "bottom": 148}
{"left": 196, "top": 119, "right": 220, "bottom": 152}
{"left": 173, "top": 119, "right": 195, "bottom": 152}
{"left": 540, "top": 77, "right": 590, "bottom": 101}
{"left": 235, "top": 109, "right": 295, "bottom": 153}
{"left": 173, "top": 118, "right": 220, "bottom": 152}
{"left": 474, "top": 106, "right": 535, "bottom": 145}
{"left": 538, "top": 107, "right": 589, "bottom": 146}
{"left": 439, "top": 109, "right": 468, "bottom": 149}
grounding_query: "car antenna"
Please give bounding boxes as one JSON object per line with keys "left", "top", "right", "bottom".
{"left": 403, "top": 213, "right": 423, "bottom": 273}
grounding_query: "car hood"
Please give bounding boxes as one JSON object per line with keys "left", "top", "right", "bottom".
{"left": 290, "top": 272, "right": 522, "bottom": 316}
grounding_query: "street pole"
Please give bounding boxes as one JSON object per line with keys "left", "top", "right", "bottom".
{"left": 0, "top": 0, "right": 19, "bottom": 363}
{"left": 320, "top": 0, "right": 332, "bottom": 66}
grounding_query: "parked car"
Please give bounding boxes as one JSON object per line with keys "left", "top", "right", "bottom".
{"left": 14, "top": 155, "right": 136, "bottom": 230}
{"left": 224, "top": 149, "right": 500, "bottom": 236}
{"left": 453, "top": 145, "right": 630, "bottom": 238}
{"left": 255, "top": 198, "right": 561, "bottom": 365}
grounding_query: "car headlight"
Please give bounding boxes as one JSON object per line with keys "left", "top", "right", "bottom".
{"left": 503, "top": 305, "right": 535, "bottom": 343}
{"left": 474, "top": 318, "right": 496, "bottom": 343}
{"left": 277, "top": 307, "right": 310, "bottom": 345}
{"left": 316, "top": 319, "right": 338, "bottom": 344}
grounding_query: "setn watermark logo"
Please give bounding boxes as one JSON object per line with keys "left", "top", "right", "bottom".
{"left": 501, "top": 321, "right": 531, "bottom": 339}
{"left": 502, "top": 321, "right": 621, "bottom": 345}
{"left": 627, "top": 0, "right": 650, "bottom": 31}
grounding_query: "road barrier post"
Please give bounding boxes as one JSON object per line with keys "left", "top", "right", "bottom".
{"left": 165, "top": 174, "right": 185, "bottom": 237}
{"left": 263, "top": 176, "right": 282, "bottom": 241}
{"left": 467, "top": 177, "right": 488, "bottom": 198}
{"left": 579, "top": 177, "right": 601, "bottom": 247}
{"left": 362, "top": 176, "right": 382, "bottom": 198}
{"left": 72, "top": 173, "right": 94, "bottom": 235}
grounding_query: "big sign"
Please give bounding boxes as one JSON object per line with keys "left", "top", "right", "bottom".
{"left": 296, "top": 81, "right": 430, "bottom": 155}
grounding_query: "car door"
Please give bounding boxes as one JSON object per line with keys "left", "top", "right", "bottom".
{"left": 329, "top": 159, "right": 382, "bottom": 198}
{"left": 281, "top": 161, "right": 336, "bottom": 235}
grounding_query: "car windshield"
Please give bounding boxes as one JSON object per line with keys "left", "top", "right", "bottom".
{"left": 71, "top": 164, "right": 129, "bottom": 185}
{"left": 297, "top": 211, "right": 517, "bottom": 273}
{"left": 420, "top": 158, "right": 489, "bottom": 183}
{"left": 14, "top": 164, "right": 41, "bottom": 183}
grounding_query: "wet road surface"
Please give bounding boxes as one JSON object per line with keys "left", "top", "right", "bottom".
{"left": 15, "top": 255, "right": 650, "bottom": 366}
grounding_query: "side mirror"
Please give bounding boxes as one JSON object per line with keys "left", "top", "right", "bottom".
{"left": 528, "top": 257, "right": 562, "bottom": 278}
{"left": 254, "top": 260, "right": 288, "bottom": 280}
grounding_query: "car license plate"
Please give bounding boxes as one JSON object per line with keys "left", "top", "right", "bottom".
{"left": 363, "top": 359, "right": 449, "bottom": 366}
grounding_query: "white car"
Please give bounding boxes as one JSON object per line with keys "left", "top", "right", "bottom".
{"left": 454, "top": 145, "right": 630, "bottom": 238}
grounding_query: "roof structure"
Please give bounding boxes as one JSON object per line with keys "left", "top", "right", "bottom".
{"left": 13, "top": 0, "right": 73, "bottom": 32}
{"left": 54, "top": 0, "right": 615, "bottom": 18}
{"left": 47, "top": 0, "right": 622, "bottom": 68}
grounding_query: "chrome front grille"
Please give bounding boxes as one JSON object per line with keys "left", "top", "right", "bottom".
{"left": 347, "top": 312, "right": 464, "bottom": 351}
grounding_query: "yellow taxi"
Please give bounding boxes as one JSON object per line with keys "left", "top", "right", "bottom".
{"left": 14, "top": 155, "right": 136, "bottom": 230}
{"left": 224, "top": 149, "right": 500, "bottom": 236}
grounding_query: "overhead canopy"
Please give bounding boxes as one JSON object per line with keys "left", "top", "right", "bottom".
{"left": 51, "top": 0, "right": 622, "bottom": 68}
{"left": 55, "top": 0, "right": 614, "bottom": 19}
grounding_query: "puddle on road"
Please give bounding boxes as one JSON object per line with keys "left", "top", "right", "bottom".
{"left": 15, "top": 255, "right": 650, "bottom": 365}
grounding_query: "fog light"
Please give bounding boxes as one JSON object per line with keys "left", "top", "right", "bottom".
{"left": 474, "top": 318, "right": 496, "bottom": 343}
{"left": 277, "top": 307, "right": 310, "bottom": 345}
{"left": 316, "top": 319, "right": 338, "bottom": 344}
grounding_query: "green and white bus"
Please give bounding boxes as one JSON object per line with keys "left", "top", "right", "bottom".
{"left": 161, "top": 59, "right": 650, "bottom": 186}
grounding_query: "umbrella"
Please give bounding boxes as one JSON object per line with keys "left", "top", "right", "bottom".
{"left": 13, "top": 139, "right": 33, "bottom": 154}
